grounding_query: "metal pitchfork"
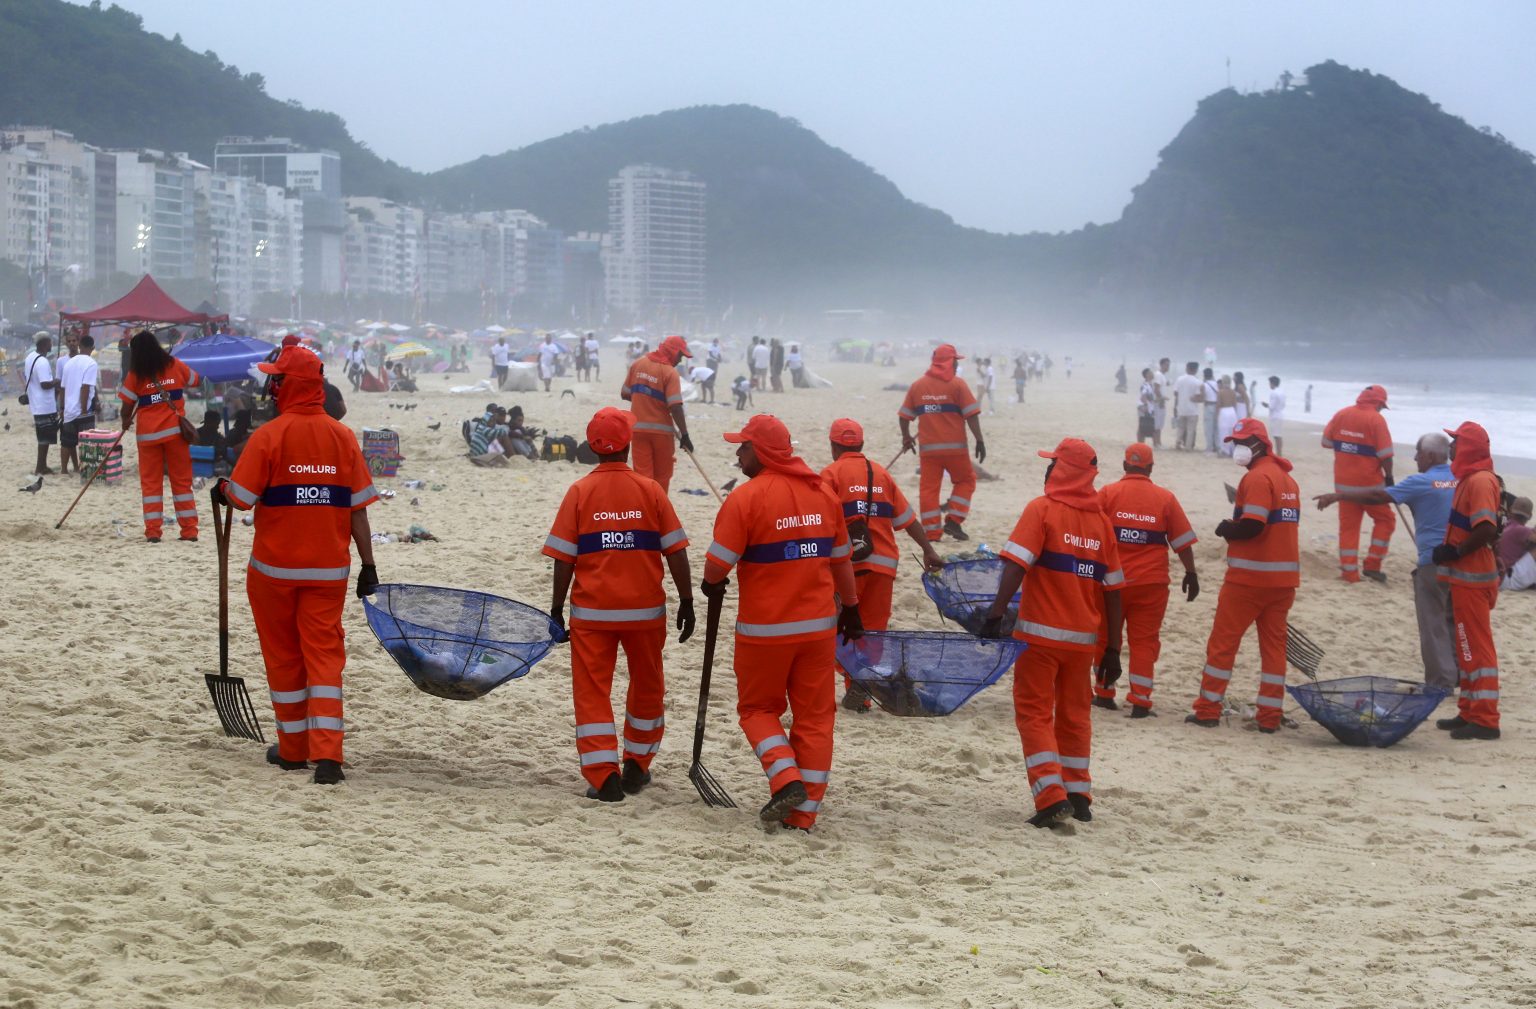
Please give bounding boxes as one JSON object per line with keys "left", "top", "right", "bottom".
{"left": 688, "top": 589, "right": 736, "bottom": 808}
{"left": 205, "top": 497, "right": 266, "bottom": 742}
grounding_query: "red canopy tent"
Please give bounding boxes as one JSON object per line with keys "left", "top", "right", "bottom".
{"left": 60, "top": 275, "right": 227, "bottom": 332}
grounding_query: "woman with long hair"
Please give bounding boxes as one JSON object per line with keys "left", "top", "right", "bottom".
{"left": 118, "top": 329, "right": 200, "bottom": 542}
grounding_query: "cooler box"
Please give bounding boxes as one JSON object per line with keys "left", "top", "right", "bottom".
{"left": 363, "top": 428, "right": 402, "bottom": 478}
{"left": 79, "top": 429, "right": 124, "bottom": 486}
{"left": 190, "top": 444, "right": 216, "bottom": 478}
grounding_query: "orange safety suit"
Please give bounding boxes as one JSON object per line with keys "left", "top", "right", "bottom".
{"left": 542, "top": 462, "right": 688, "bottom": 788}
{"left": 1322, "top": 401, "right": 1395, "bottom": 579}
{"left": 704, "top": 469, "right": 856, "bottom": 830}
{"left": 1000, "top": 459, "right": 1124, "bottom": 814}
{"left": 900, "top": 371, "right": 980, "bottom": 540}
{"left": 1192, "top": 455, "right": 1300, "bottom": 730}
{"left": 1096, "top": 474, "right": 1196, "bottom": 710}
{"left": 623, "top": 354, "right": 684, "bottom": 491}
{"left": 1438, "top": 435, "right": 1501, "bottom": 730}
{"left": 226, "top": 378, "right": 378, "bottom": 764}
{"left": 119, "top": 359, "right": 200, "bottom": 540}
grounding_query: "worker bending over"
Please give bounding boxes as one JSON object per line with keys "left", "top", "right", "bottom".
{"left": 702, "top": 415, "right": 863, "bottom": 832}
{"left": 1322, "top": 385, "right": 1395, "bottom": 582}
{"left": 621, "top": 334, "right": 695, "bottom": 491}
{"left": 899, "top": 343, "right": 986, "bottom": 541}
{"left": 544, "top": 407, "right": 695, "bottom": 800}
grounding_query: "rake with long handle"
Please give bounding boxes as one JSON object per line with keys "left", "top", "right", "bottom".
{"left": 205, "top": 497, "right": 265, "bottom": 742}
{"left": 688, "top": 589, "right": 736, "bottom": 808}
{"left": 1285, "top": 623, "right": 1325, "bottom": 681}
{"left": 54, "top": 428, "right": 126, "bottom": 529}
{"left": 684, "top": 449, "right": 724, "bottom": 504}
{"left": 885, "top": 444, "right": 910, "bottom": 471}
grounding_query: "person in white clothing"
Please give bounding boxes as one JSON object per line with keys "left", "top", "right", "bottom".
{"left": 346, "top": 340, "right": 368, "bottom": 391}
{"left": 1262, "top": 376, "right": 1287, "bottom": 457}
{"left": 60, "top": 335, "right": 101, "bottom": 474}
{"left": 690, "top": 363, "right": 717, "bottom": 403}
{"left": 979, "top": 357, "right": 997, "bottom": 414}
{"left": 1200, "top": 368, "right": 1220, "bottom": 454}
{"left": 537, "top": 334, "right": 559, "bottom": 392}
{"left": 491, "top": 337, "right": 512, "bottom": 389}
{"left": 582, "top": 333, "right": 601, "bottom": 381}
{"left": 23, "top": 333, "right": 61, "bottom": 475}
{"left": 1150, "top": 358, "right": 1172, "bottom": 448}
{"left": 750, "top": 339, "right": 771, "bottom": 388}
{"left": 1172, "top": 361, "right": 1204, "bottom": 451}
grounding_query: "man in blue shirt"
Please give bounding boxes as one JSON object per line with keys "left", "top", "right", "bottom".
{"left": 1315, "top": 432, "right": 1457, "bottom": 689}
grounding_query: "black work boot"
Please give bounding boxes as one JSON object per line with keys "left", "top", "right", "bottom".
{"left": 586, "top": 773, "right": 625, "bottom": 802}
{"left": 759, "top": 780, "right": 808, "bottom": 824}
{"left": 841, "top": 687, "right": 873, "bottom": 713}
{"left": 1435, "top": 715, "right": 1468, "bottom": 731}
{"left": 1128, "top": 706, "right": 1153, "bottom": 719}
{"left": 266, "top": 745, "right": 307, "bottom": 770}
{"left": 621, "top": 758, "right": 652, "bottom": 795}
{"left": 1092, "top": 696, "right": 1119, "bottom": 711}
{"left": 1449, "top": 722, "right": 1500, "bottom": 741}
{"left": 943, "top": 518, "right": 969, "bottom": 541}
{"left": 1029, "top": 799, "right": 1074, "bottom": 829}
{"left": 1067, "top": 794, "right": 1093, "bottom": 822}
{"left": 1185, "top": 713, "right": 1220, "bottom": 728}
{"left": 312, "top": 760, "right": 345, "bottom": 785}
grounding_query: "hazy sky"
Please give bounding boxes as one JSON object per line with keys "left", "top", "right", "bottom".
{"left": 114, "top": 0, "right": 1536, "bottom": 234}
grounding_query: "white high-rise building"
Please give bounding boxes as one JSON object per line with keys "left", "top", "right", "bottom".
{"left": 605, "top": 164, "right": 706, "bottom": 317}
{"left": 112, "top": 148, "right": 204, "bottom": 281}
{"left": 0, "top": 127, "right": 102, "bottom": 296}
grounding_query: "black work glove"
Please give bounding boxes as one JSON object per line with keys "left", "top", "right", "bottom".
{"left": 974, "top": 439, "right": 987, "bottom": 464}
{"left": 1097, "top": 648, "right": 1122, "bottom": 687}
{"left": 1431, "top": 543, "right": 1459, "bottom": 566}
{"left": 676, "top": 598, "right": 696, "bottom": 643}
{"left": 678, "top": 432, "right": 695, "bottom": 455}
{"left": 550, "top": 605, "right": 569, "bottom": 643}
{"left": 1215, "top": 519, "right": 1235, "bottom": 540}
{"left": 700, "top": 578, "right": 729, "bottom": 602}
{"left": 978, "top": 614, "right": 1006, "bottom": 640}
{"left": 1384, "top": 475, "right": 1395, "bottom": 488}
{"left": 356, "top": 563, "right": 379, "bottom": 600}
{"left": 837, "top": 603, "right": 865, "bottom": 643}
{"left": 210, "top": 478, "right": 230, "bottom": 508}
{"left": 1182, "top": 570, "right": 1200, "bottom": 603}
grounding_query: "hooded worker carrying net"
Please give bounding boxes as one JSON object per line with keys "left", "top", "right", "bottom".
{"left": 836, "top": 631, "right": 1025, "bottom": 716}
{"left": 363, "top": 584, "right": 562, "bottom": 700}
{"left": 922, "top": 557, "right": 1020, "bottom": 633}
{"left": 1287, "top": 676, "right": 1449, "bottom": 747}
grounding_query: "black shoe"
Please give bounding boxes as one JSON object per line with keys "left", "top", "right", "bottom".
{"left": 1092, "top": 696, "right": 1119, "bottom": 711}
{"left": 1362, "top": 570, "right": 1387, "bottom": 584}
{"left": 841, "top": 688, "right": 873, "bottom": 713}
{"left": 179, "top": 535, "right": 198, "bottom": 543}
{"left": 312, "top": 760, "right": 345, "bottom": 785}
{"left": 1067, "top": 794, "right": 1093, "bottom": 822}
{"left": 1436, "top": 715, "right": 1468, "bottom": 731}
{"left": 943, "top": 518, "right": 969, "bottom": 541}
{"left": 265, "top": 744, "right": 308, "bottom": 770}
{"left": 146, "top": 536, "right": 161, "bottom": 543}
{"left": 1449, "top": 722, "right": 1500, "bottom": 741}
{"left": 759, "top": 780, "right": 808, "bottom": 824}
{"left": 1028, "top": 799, "right": 1074, "bottom": 828}
{"left": 585, "top": 773, "right": 625, "bottom": 802}
{"left": 1256, "top": 724, "right": 1280, "bottom": 734}
{"left": 1128, "top": 706, "right": 1153, "bottom": 719}
{"left": 620, "top": 759, "right": 652, "bottom": 795}
{"left": 1185, "top": 713, "right": 1220, "bottom": 728}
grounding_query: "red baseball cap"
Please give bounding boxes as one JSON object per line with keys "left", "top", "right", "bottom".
{"left": 724, "top": 414, "right": 792, "bottom": 453}
{"left": 1124, "top": 443, "right": 1154, "bottom": 467}
{"left": 829, "top": 418, "right": 864, "bottom": 447}
{"left": 586, "top": 407, "right": 635, "bottom": 454}
{"left": 1038, "top": 437, "right": 1097, "bottom": 467}
{"left": 257, "top": 346, "right": 323, "bottom": 381}
{"left": 1357, "top": 384, "right": 1389, "bottom": 408}
{"left": 932, "top": 343, "right": 964, "bottom": 363}
{"left": 1225, "top": 417, "right": 1271, "bottom": 444}
{"left": 659, "top": 334, "right": 693, "bottom": 359}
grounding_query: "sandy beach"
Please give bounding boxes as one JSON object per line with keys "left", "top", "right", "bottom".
{"left": 2, "top": 350, "right": 1533, "bottom": 1009}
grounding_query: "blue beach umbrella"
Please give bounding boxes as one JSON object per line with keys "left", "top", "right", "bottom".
{"left": 173, "top": 332, "right": 279, "bottom": 383}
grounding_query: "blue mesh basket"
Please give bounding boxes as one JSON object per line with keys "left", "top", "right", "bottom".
{"left": 1287, "top": 675, "right": 1449, "bottom": 747}
{"left": 836, "top": 631, "right": 1025, "bottom": 716}
{"left": 363, "top": 584, "right": 562, "bottom": 700}
{"left": 922, "top": 557, "right": 1021, "bottom": 633}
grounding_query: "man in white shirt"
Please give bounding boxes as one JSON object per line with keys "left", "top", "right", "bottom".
{"left": 582, "top": 333, "right": 601, "bottom": 381}
{"left": 491, "top": 337, "right": 512, "bottom": 390}
{"left": 345, "top": 340, "right": 368, "bottom": 391}
{"left": 690, "top": 363, "right": 717, "bottom": 403}
{"left": 1172, "top": 361, "right": 1204, "bottom": 451}
{"left": 750, "top": 338, "right": 771, "bottom": 389}
{"left": 1150, "top": 358, "right": 1172, "bottom": 448}
{"left": 23, "top": 333, "right": 61, "bottom": 475}
{"left": 59, "top": 334, "right": 101, "bottom": 475}
{"left": 1200, "top": 368, "right": 1220, "bottom": 454}
{"left": 1136, "top": 367, "right": 1157, "bottom": 445}
{"left": 537, "top": 334, "right": 560, "bottom": 392}
{"left": 1262, "top": 375, "right": 1287, "bottom": 457}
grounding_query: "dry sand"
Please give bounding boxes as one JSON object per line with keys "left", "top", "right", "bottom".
{"left": 2, "top": 352, "right": 1533, "bottom": 1009}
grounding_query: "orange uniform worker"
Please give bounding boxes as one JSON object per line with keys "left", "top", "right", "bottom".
{"left": 981, "top": 438, "right": 1124, "bottom": 829}
{"left": 701, "top": 415, "right": 864, "bottom": 831}
{"left": 1094, "top": 444, "right": 1199, "bottom": 715}
{"left": 1188, "top": 418, "right": 1300, "bottom": 733}
{"left": 1322, "top": 385, "right": 1395, "bottom": 582}
{"left": 214, "top": 345, "right": 379, "bottom": 785}
{"left": 899, "top": 344, "right": 986, "bottom": 541}
{"left": 620, "top": 334, "right": 695, "bottom": 491}
{"left": 118, "top": 329, "right": 200, "bottom": 542}
{"left": 1431, "top": 421, "right": 1502, "bottom": 740}
{"left": 543, "top": 408, "right": 696, "bottom": 801}
{"left": 819, "top": 418, "right": 945, "bottom": 711}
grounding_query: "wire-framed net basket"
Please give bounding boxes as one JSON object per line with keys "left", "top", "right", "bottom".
{"left": 835, "top": 630, "right": 1025, "bottom": 716}
{"left": 363, "top": 584, "right": 563, "bottom": 700}
{"left": 1287, "top": 675, "right": 1449, "bottom": 747}
{"left": 921, "top": 557, "right": 1021, "bottom": 633}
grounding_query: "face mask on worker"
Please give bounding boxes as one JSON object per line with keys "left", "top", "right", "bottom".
{"left": 1232, "top": 444, "right": 1254, "bottom": 467}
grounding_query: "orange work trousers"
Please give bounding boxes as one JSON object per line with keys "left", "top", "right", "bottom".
{"left": 630, "top": 431, "right": 676, "bottom": 492}
{"left": 569, "top": 624, "right": 667, "bottom": 789}
{"left": 919, "top": 451, "right": 976, "bottom": 540}
{"left": 1337, "top": 500, "right": 1394, "bottom": 580}
{"left": 138, "top": 434, "right": 198, "bottom": 540}
{"left": 1013, "top": 642, "right": 1093, "bottom": 812}
{"left": 247, "top": 571, "right": 348, "bottom": 763}
{"left": 1192, "top": 581, "right": 1294, "bottom": 729}
{"left": 1095, "top": 582, "right": 1169, "bottom": 710}
{"left": 1450, "top": 584, "right": 1500, "bottom": 729}
{"left": 735, "top": 635, "right": 836, "bottom": 829}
